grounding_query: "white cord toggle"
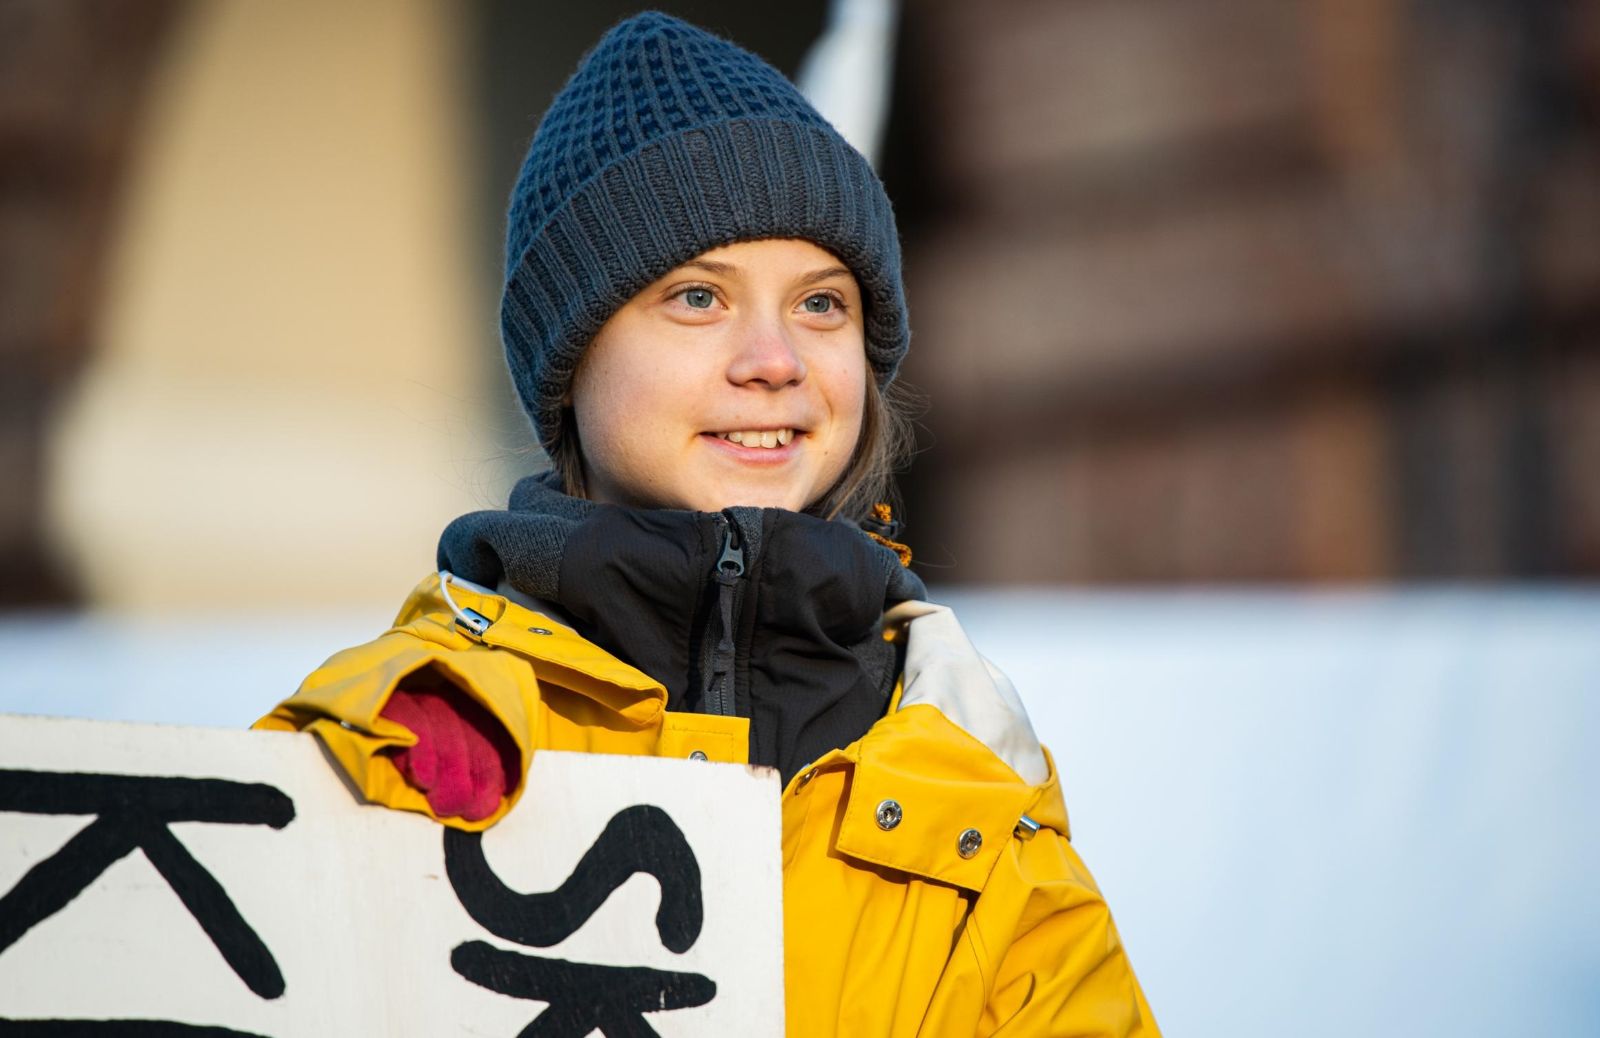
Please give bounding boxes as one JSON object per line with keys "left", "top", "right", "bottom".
{"left": 438, "top": 570, "right": 491, "bottom": 640}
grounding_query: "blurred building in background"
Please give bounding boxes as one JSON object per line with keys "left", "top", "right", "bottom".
{"left": 8, "top": 0, "right": 498, "bottom": 610}
{"left": 4, "top": 0, "right": 1599, "bottom": 610}
{"left": 1, "top": 1, "right": 182, "bottom": 605}
{"left": 886, "top": 0, "right": 1600, "bottom": 583}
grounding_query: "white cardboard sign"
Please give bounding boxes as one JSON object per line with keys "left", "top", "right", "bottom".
{"left": 0, "top": 714, "right": 785, "bottom": 1036}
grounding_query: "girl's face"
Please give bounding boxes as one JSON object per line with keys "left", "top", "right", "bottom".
{"left": 571, "top": 238, "right": 868, "bottom": 513}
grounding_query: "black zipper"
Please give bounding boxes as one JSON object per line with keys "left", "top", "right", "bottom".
{"left": 702, "top": 511, "right": 745, "bottom": 716}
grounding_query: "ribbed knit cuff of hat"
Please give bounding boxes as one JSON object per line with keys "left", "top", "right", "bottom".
{"left": 501, "top": 117, "right": 908, "bottom": 452}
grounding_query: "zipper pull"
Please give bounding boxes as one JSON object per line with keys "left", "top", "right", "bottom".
{"left": 716, "top": 515, "right": 745, "bottom": 579}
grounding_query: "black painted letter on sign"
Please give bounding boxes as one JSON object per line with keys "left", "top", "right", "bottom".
{"left": 445, "top": 804, "right": 715, "bottom": 1037}
{"left": 0, "top": 769, "right": 295, "bottom": 1001}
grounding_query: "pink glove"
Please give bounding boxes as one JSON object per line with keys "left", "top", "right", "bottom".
{"left": 380, "top": 673, "right": 521, "bottom": 822}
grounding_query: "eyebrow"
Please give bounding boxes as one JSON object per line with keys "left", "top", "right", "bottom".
{"left": 797, "top": 265, "right": 853, "bottom": 287}
{"left": 681, "top": 258, "right": 737, "bottom": 276}
{"left": 679, "top": 259, "right": 854, "bottom": 288}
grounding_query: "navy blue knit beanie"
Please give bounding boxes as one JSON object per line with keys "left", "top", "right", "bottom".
{"left": 501, "top": 11, "right": 909, "bottom": 451}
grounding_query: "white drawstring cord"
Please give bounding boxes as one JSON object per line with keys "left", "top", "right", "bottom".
{"left": 437, "top": 570, "right": 491, "bottom": 640}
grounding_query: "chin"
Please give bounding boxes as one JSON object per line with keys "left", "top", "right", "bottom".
{"left": 688, "top": 483, "right": 808, "bottom": 513}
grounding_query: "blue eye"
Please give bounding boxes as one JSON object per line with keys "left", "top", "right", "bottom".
{"left": 682, "top": 287, "right": 715, "bottom": 309}
{"left": 803, "top": 293, "right": 835, "bottom": 314}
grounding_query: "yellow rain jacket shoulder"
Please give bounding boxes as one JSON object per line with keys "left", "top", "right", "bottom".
{"left": 256, "top": 573, "right": 1160, "bottom": 1036}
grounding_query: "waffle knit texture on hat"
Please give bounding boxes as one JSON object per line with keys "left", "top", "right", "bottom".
{"left": 501, "top": 11, "right": 910, "bottom": 450}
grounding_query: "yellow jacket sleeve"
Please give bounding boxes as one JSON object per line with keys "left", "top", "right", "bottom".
{"left": 252, "top": 578, "right": 545, "bottom": 831}
{"left": 978, "top": 831, "right": 1160, "bottom": 1036}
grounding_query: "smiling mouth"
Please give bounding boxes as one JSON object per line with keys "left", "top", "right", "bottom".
{"left": 709, "top": 428, "right": 797, "bottom": 449}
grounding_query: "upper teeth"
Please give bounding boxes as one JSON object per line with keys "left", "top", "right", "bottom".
{"left": 720, "top": 429, "right": 794, "bottom": 448}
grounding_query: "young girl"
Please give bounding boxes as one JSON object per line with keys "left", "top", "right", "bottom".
{"left": 257, "top": 12, "right": 1158, "bottom": 1035}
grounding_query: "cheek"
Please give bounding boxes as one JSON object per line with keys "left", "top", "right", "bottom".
{"left": 844, "top": 376, "right": 867, "bottom": 435}
{"left": 826, "top": 357, "right": 868, "bottom": 443}
{"left": 573, "top": 345, "right": 669, "bottom": 445}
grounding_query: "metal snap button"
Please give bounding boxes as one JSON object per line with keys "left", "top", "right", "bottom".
{"left": 797, "top": 769, "right": 817, "bottom": 789}
{"left": 875, "top": 799, "right": 903, "bottom": 831}
{"left": 528, "top": 627, "right": 553, "bottom": 635}
{"left": 957, "top": 828, "right": 983, "bottom": 859}
{"left": 1013, "top": 814, "right": 1042, "bottom": 841}
{"left": 688, "top": 750, "right": 709, "bottom": 761}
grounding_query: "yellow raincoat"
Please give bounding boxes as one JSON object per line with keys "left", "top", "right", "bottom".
{"left": 257, "top": 573, "right": 1159, "bottom": 1036}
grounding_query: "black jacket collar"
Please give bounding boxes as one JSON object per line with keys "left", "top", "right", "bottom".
{"left": 437, "top": 474, "right": 925, "bottom": 782}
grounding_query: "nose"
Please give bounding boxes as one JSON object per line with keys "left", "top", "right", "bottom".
{"left": 726, "top": 314, "right": 806, "bottom": 389}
